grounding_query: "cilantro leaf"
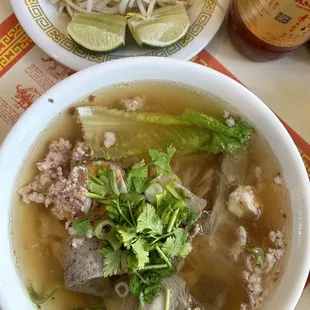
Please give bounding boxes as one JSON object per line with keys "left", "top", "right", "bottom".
{"left": 104, "top": 227, "right": 122, "bottom": 251}
{"left": 129, "top": 271, "right": 163, "bottom": 305}
{"left": 71, "top": 219, "right": 93, "bottom": 237}
{"left": 127, "top": 253, "right": 139, "bottom": 273}
{"left": 162, "top": 228, "right": 192, "bottom": 258}
{"left": 101, "top": 248, "right": 124, "bottom": 277}
{"left": 131, "top": 239, "right": 150, "bottom": 269}
{"left": 106, "top": 204, "right": 119, "bottom": 221}
{"left": 117, "top": 226, "right": 137, "bottom": 249}
{"left": 203, "top": 132, "right": 248, "bottom": 155}
{"left": 87, "top": 182, "right": 106, "bottom": 197}
{"left": 127, "top": 160, "right": 149, "bottom": 193}
{"left": 120, "top": 193, "right": 145, "bottom": 205}
{"left": 149, "top": 146, "right": 176, "bottom": 176}
{"left": 136, "top": 204, "right": 163, "bottom": 237}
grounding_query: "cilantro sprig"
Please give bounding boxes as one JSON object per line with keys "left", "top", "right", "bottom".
{"left": 82, "top": 146, "right": 200, "bottom": 307}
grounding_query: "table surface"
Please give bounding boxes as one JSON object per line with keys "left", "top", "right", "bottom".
{"left": 207, "top": 22, "right": 310, "bottom": 144}
{"left": 0, "top": 1, "right": 309, "bottom": 308}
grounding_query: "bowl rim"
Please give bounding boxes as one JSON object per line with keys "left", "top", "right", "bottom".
{"left": 0, "top": 57, "right": 309, "bottom": 310}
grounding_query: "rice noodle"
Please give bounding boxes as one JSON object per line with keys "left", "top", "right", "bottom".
{"left": 51, "top": 0, "right": 194, "bottom": 18}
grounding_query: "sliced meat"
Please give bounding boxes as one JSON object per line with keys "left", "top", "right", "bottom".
{"left": 63, "top": 237, "right": 138, "bottom": 309}
{"left": 157, "top": 174, "right": 207, "bottom": 215}
{"left": 175, "top": 182, "right": 207, "bottom": 214}
{"left": 144, "top": 275, "right": 200, "bottom": 310}
{"left": 62, "top": 237, "right": 105, "bottom": 295}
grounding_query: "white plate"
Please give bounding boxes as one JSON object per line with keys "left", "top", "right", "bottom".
{"left": 11, "top": 0, "right": 230, "bottom": 71}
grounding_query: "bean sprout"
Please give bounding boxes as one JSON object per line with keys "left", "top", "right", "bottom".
{"left": 51, "top": 0, "right": 194, "bottom": 18}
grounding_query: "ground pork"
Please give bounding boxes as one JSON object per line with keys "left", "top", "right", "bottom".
{"left": 269, "top": 230, "right": 285, "bottom": 248}
{"left": 231, "top": 226, "right": 247, "bottom": 261}
{"left": 45, "top": 166, "right": 91, "bottom": 220}
{"left": 37, "top": 138, "right": 71, "bottom": 173}
{"left": 71, "top": 141, "right": 89, "bottom": 165}
{"left": 240, "top": 229, "right": 286, "bottom": 310}
{"left": 18, "top": 139, "right": 91, "bottom": 221}
{"left": 103, "top": 132, "right": 116, "bottom": 148}
{"left": 120, "top": 96, "right": 143, "bottom": 111}
{"left": 241, "top": 270, "right": 263, "bottom": 310}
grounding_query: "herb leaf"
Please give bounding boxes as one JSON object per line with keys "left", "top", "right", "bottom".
{"left": 136, "top": 204, "right": 163, "bottom": 237}
{"left": 71, "top": 219, "right": 93, "bottom": 237}
{"left": 131, "top": 239, "right": 150, "bottom": 269}
{"left": 120, "top": 192, "right": 145, "bottom": 205}
{"left": 117, "top": 226, "right": 137, "bottom": 249}
{"left": 104, "top": 226, "right": 122, "bottom": 251}
{"left": 127, "top": 160, "right": 149, "bottom": 193}
{"left": 149, "top": 146, "right": 176, "bottom": 176}
{"left": 162, "top": 228, "right": 192, "bottom": 258}
{"left": 88, "top": 182, "right": 106, "bottom": 197}
{"left": 101, "top": 248, "right": 124, "bottom": 277}
{"left": 28, "top": 285, "right": 60, "bottom": 305}
{"left": 129, "top": 271, "right": 163, "bottom": 305}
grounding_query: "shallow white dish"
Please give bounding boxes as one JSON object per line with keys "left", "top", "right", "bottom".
{"left": 0, "top": 57, "right": 309, "bottom": 310}
{"left": 10, "top": 0, "right": 229, "bottom": 71}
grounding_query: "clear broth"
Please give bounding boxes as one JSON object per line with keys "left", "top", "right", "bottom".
{"left": 12, "top": 81, "right": 290, "bottom": 310}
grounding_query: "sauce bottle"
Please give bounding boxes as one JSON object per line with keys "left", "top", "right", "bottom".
{"left": 227, "top": 0, "right": 310, "bottom": 61}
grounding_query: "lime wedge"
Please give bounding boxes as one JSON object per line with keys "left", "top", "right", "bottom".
{"left": 127, "top": 4, "right": 190, "bottom": 48}
{"left": 67, "top": 13, "right": 127, "bottom": 52}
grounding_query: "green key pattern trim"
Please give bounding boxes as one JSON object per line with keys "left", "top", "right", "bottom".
{"left": 25, "top": 0, "right": 216, "bottom": 62}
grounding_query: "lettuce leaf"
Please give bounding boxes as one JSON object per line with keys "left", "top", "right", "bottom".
{"left": 76, "top": 107, "right": 252, "bottom": 159}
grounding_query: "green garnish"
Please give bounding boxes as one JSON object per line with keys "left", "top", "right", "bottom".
{"left": 161, "top": 228, "right": 192, "bottom": 258}
{"left": 136, "top": 204, "right": 163, "bottom": 237}
{"left": 28, "top": 285, "right": 60, "bottom": 305}
{"left": 71, "top": 219, "right": 93, "bottom": 237}
{"left": 83, "top": 147, "right": 200, "bottom": 306}
{"left": 100, "top": 248, "right": 126, "bottom": 277}
{"left": 129, "top": 271, "right": 163, "bottom": 304}
{"left": 94, "top": 220, "right": 114, "bottom": 240}
{"left": 149, "top": 147, "right": 175, "bottom": 177}
{"left": 155, "top": 245, "right": 172, "bottom": 268}
{"left": 247, "top": 245, "right": 265, "bottom": 265}
{"left": 127, "top": 160, "right": 149, "bottom": 194}
{"left": 74, "top": 307, "right": 102, "bottom": 310}
{"left": 165, "top": 288, "right": 171, "bottom": 310}
{"left": 76, "top": 107, "right": 253, "bottom": 159}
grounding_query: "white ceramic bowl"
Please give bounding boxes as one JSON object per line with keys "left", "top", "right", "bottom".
{"left": 0, "top": 57, "right": 309, "bottom": 310}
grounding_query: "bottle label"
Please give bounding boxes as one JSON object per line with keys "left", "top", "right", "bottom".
{"left": 237, "top": 0, "right": 310, "bottom": 47}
